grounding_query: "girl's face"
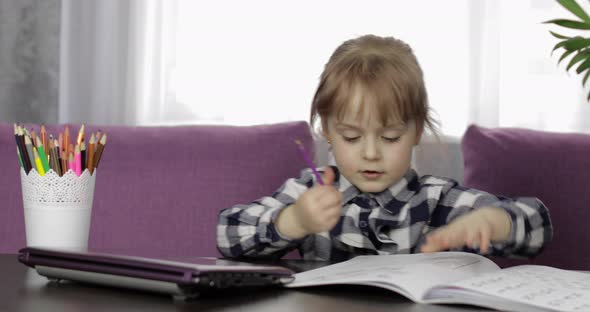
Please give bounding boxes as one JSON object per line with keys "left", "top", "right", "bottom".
{"left": 324, "top": 99, "right": 419, "bottom": 193}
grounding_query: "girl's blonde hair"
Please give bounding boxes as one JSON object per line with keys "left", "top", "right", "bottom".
{"left": 310, "top": 34, "right": 438, "bottom": 138}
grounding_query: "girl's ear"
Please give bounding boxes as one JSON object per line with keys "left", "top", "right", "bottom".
{"left": 414, "top": 127, "right": 423, "bottom": 146}
{"left": 321, "top": 120, "right": 331, "bottom": 142}
{"left": 412, "top": 120, "right": 423, "bottom": 146}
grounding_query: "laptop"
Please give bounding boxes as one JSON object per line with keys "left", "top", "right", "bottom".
{"left": 18, "top": 247, "right": 295, "bottom": 300}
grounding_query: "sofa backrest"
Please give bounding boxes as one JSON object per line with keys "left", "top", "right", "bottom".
{"left": 462, "top": 124, "right": 590, "bottom": 270}
{"left": 412, "top": 134, "right": 464, "bottom": 185}
{"left": 0, "top": 121, "right": 314, "bottom": 257}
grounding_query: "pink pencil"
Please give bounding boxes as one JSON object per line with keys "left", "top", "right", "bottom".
{"left": 294, "top": 139, "right": 324, "bottom": 185}
{"left": 68, "top": 152, "right": 75, "bottom": 174}
{"left": 74, "top": 145, "right": 82, "bottom": 176}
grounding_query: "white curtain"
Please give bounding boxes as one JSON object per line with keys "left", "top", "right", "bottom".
{"left": 468, "top": 0, "right": 500, "bottom": 128}
{"left": 59, "top": 0, "right": 590, "bottom": 135}
{"left": 0, "top": 0, "right": 60, "bottom": 124}
{"left": 59, "top": 0, "right": 169, "bottom": 125}
{"left": 472, "top": 0, "right": 590, "bottom": 132}
{"left": 144, "top": 0, "right": 474, "bottom": 134}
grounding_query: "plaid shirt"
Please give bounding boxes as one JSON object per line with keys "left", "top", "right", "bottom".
{"left": 217, "top": 166, "right": 553, "bottom": 261}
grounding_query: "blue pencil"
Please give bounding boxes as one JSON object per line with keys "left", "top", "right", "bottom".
{"left": 294, "top": 139, "right": 324, "bottom": 185}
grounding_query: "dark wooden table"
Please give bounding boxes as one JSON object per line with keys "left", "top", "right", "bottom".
{"left": 1, "top": 254, "right": 487, "bottom": 312}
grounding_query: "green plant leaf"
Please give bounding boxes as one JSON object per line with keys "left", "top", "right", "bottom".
{"left": 559, "top": 49, "right": 576, "bottom": 64}
{"left": 557, "top": 0, "right": 590, "bottom": 23}
{"left": 544, "top": 19, "right": 590, "bottom": 29}
{"left": 550, "top": 31, "right": 571, "bottom": 39}
{"left": 551, "top": 40, "right": 568, "bottom": 54}
{"left": 547, "top": 0, "right": 590, "bottom": 103}
{"left": 565, "top": 37, "right": 590, "bottom": 50}
{"left": 551, "top": 36, "right": 590, "bottom": 53}
{"left": 583, "top": 68, "right": 590, "bottom": 86}
{"left": 552, "top": 40, "right": 569, "bottom": 53}
{"left": 576, "top": 57, "right": 590, "bottom": 73}
{"left": 566, "top": 50, "right": 590, "bottom": 70}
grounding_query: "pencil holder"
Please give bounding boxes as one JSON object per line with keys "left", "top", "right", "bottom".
{"left": 20, "top": 167, "right": 96, "bottom": 250}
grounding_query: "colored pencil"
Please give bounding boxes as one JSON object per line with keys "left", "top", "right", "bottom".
{"left": 68, "top": 152, "right": 75, "bottom": 174}
{"left": 14, "top": 126, "right": 24, "bottom": 167}
{"left": 80, "top": 141, "right": 86, "bottom": 173}
{"left": 30, "top": 130, "right": 37, "bottom": 147}
{"left": 49, "top": 137, "right": 61, "bottom": 175}
{"left": 16, "top": 147, "right": 23, "bottom": 169}
{"left": 87, "top": 134, "right": 95, "bottom": 174}
{"left": 294, "top": 139, "right": 324, "bottom": 185}
{"left": 64, "top": 125, "right": 70, "bottom": 158}
{"left": 76, "top": 124, "right": 85, "bottom": 145}
{"left": 60, "top": 139, "right": 67, "bottom": 176}
{"left": 40, "top": 125, "right": 47, "bottom": 151}
{"left": 35, "top": 137, "right": 50, "bottom": 172}
{"left": 24, "top": 136, "right": 35, "bottom": 173}
{"left": 47, "top": 137, "right": 55, "bottom": 173}
{"left": 33, "top": 147, "right": 45, "bottom": 176}
{"left": 74, "top": 145, "right": 82, "bottom": 176}
{"left": 93, "top": 133, "right": 107, "bottom": 169}
{"left": 16, "top": 126, "right": 31, "bottom": 174}
{"left": 52, "top": 138, "right": 62, "bottom": 176}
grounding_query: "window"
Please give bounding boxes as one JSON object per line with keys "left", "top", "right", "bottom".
{"left": 161, "top": 0, "right": 470, "bottom": 136}
{"left": 154, "top": 0, "right": 590, "bottom": 136}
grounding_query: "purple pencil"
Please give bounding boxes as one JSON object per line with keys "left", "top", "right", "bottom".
{"left": 294, "top": 139, "right": 324, "bottom": 185}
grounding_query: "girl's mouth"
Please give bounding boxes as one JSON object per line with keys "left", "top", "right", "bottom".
{"left": 361, "top": 170, "right": 383, "bottom": 180}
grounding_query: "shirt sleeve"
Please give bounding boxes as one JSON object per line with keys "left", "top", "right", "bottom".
{"left": 216, "top": 168, "right": 315, "bottom": 259}
{"left": 429, "top": 180, "right": 553, "bottom": 258}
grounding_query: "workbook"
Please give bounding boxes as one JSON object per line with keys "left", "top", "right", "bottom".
{"left": 285, "top": 252, "right": 590, "bottom": 312}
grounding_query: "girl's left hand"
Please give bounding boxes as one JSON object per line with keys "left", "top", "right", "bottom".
{"left": 420, "top": 207, "right": 512, "bottom": 254}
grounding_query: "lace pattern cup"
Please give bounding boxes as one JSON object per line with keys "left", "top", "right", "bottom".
{"left": 20, "top": 168, "right": 96, "bottom": 250}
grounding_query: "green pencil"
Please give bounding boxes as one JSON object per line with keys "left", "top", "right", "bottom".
{"left": 35, "top": 136, "right": 50, "bottom": 172}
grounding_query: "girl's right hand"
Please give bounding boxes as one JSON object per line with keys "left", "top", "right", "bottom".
{"left": 292, "top": 167, "right": 343, "bottom": 235}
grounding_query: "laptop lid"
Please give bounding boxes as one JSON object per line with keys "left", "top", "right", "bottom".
{"left": 18, "top": 247, "right": 295, "bottom": 300}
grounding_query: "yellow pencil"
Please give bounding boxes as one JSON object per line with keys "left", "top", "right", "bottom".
{"left": 33, "top": 147, "right": 45, "bottom": 176}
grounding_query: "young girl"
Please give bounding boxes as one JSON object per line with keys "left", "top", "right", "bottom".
{"left": 217, "top": 34, "right": 553, "bottom": 261}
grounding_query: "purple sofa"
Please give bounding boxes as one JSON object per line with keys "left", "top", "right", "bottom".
{"left": 2, "top": 121, "right": 585, "bottom": 269}
{"left": 0, "top": 121, "right": 314, "bottom": 258}
{"left": 462, "top": 124, "right": 590, "bottom": 270}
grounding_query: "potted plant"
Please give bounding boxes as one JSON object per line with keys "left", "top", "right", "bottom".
{"left": 545, "top": 0, "right": 590, "bottom": 100}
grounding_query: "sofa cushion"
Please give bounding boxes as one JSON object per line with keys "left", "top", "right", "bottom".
{"left": 0, "top": 121, "right": 314, "bottom": 257}
{"left": 462, "top": 124, "right": 590, "bottom": 270}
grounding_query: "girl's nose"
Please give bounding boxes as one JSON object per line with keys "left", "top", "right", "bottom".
{"left": 362, "top": 139, "right": 381, "bottom": 161}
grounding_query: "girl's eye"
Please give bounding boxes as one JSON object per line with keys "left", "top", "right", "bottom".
{"left": 382, "top": 136, "right": 400, "bottom": 143}
{"left": 342, "top": 136, "right": 360, "bottom": 142}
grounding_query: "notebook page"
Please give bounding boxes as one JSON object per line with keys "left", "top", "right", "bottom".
{"left": 436, "top": 265, "right": 590, "bottom": 311}
{"left": 287, "top": 252, "right": 500, "bottom": 302}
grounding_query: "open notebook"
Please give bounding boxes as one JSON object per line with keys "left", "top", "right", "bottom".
{"left": 285, "top": 252, "right": 590, "bottom": 312}
{"left": 18, "top": 247, "right": 294, "bottom": 300}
